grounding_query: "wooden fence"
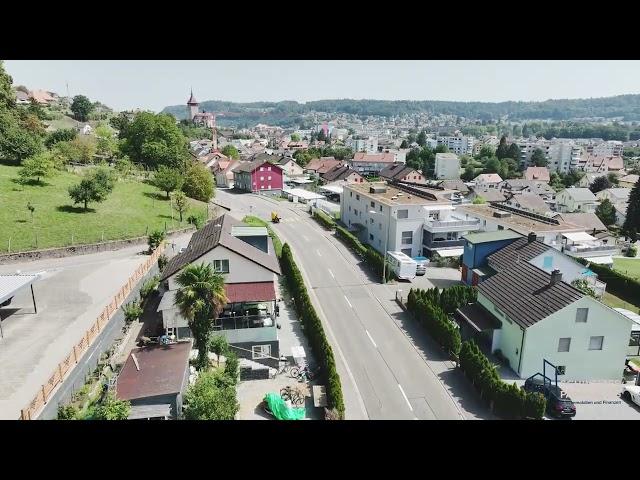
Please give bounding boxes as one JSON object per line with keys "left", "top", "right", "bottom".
{"left": 19, "top": 243, "right": 166, "bottom": 420}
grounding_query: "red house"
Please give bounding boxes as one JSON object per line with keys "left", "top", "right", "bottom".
{"left": 233, "top": 159, "right": 284, "bottom": 193}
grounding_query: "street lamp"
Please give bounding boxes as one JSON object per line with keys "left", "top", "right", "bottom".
{"left": 370, "top": 209, "right": 393, "bottom": 284}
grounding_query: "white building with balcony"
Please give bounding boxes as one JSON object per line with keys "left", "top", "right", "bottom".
{"left": 555, "top": 231, "right": 619, "bottom": 267}
{"left": 436, "top": 135, "right": 475, "bottom": 155}
{"left": 434, "top": 153, "right": 461, "bottom": 180}
{"left": 347, "top": 136, "right": 378, "bottom": 153}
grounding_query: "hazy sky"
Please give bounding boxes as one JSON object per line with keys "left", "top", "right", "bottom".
{"left": 4, "top": 60, "right": 640, "bottom": 112}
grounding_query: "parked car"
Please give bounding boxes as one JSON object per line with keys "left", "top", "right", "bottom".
{"left": 413, "top": 256, "right": 429, "bottom": 276}
{"left": 522, "top": 376, "right": 576, "bottom": 418}
{"left": 621, "top": 385, "right": 640, "bottom": 407}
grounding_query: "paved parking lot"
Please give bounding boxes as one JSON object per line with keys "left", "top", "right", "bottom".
{"left": 558, "top": 381, "right": 640, "bottom": 420}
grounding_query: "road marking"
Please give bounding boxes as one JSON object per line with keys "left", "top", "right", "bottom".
{"left": 343, "top": 295, "right": 353, "bottom": 308}
{"left": 365, "top": 329, "right": 377, "bottom": 349}
{"left": 328, "top": 268, "right": 335, "bottom": 279}
{"left": 316, "top": 249, "right": 322, "bottom": 257}
{"left": 398, "top": 384, "right": 413, "bottom": 412}
{"left": 302, "top": 235, "right": 310, "bottom": 242}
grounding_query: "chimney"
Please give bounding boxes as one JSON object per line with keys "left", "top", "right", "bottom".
{"left": 550, "top": 269, "right": 562, "bottom": 286}
{"left": 528, "top": 232, "right": 537, "bottom": 243}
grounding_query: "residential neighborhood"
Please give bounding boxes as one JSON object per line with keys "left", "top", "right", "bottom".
{"left": 1, "top": 59, "right": 640, "bottom": 423}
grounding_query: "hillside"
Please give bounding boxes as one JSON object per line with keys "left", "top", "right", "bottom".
{"left": 0, "top": 164, "right": 209, "bottom": 253}
{"left": 162, "top": 94, "right": 640, "bottom": 124}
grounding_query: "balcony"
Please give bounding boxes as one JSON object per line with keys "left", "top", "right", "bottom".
{"left": 424, "top": 217, "right": 481, "bottom": 232}
{"left": 563, "top": 244, "right": 619, "bottom": 258}
{"left": 423, "top": 238, "right": 466, "bottom": 248}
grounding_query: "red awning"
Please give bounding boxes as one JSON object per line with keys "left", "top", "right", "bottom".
{"left": 224, "top": 282, "right": 276, "bottom": 303}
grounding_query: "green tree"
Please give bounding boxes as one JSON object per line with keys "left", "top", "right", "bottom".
{"left": 0, "top": 60, "right": 16, "bottom": 109}
{"left": 153, "top": 166, "right": 184, "bottom": 199}
{"left": 507, "top": 143, "right": 521, "bottom": 164}
{"left": 589, "top": 175, "right": 612, "bottom": 193}
{"left": 109, "top": 111, "right": 130, "bottom": 137}
{"left": 472, "top": 195, "right": 486, "bottom": 204}
{"left": 622, "top": 178, "right": 640, "bottom": 241}
{"left": 461, "top": 164, "right": 476, "bottom": 182}
{"left": 183, "top": 369, "right": 239, "bottom": 420}
{"left": 475, "top": 144, "right": 495, "bottom": 160}
{"left": 119, "top": 112, "right": 188, "bottom": 169}
{"left": 52, "top": 136, "right": 97, "bottom": 164}
{"left": 484, "top": 157, "right": 501, "bottom": 174}
{"left": 224, "top": 351, "right": 239, "bottom": 381}
{"left": 182, "top": 161, "right": 214, "bottom": 202}
{"left": 68, "top": 170, "right": 113, "bottom": 211}
{"left": 530, "top": 148, "right": 548, "bottom": 167}
{"left": 91, "top": 167, "right": 116, "bottom": 194}
{"left": 209, "top": 334, "right": 229, "bottom": 368}
{"left": 93, "top": 393, "right": 130, "bottom": 420}
{"left": 417, "top": 130, "right": 427, "bottom": 147}
{"left": 27, "top": 97, "right": 46, "bottom": 120}
{"left": 399, "top": 139, "right": 409, "bottom": 149}
{"left": 45, "top": 128, "right": 77, "bottom": 148}
{"left": 290, "top": 133, "right": 301, "bottom": 142}
{"left": 19, "top": 151, "right": 58, "bottom": 184}
{"left": 174, "top": 263, "right": 227, "bottom": 371}
{"left": 147, "top": 230, "right": 166, "bottom": 252}
{"left": 95, "top": 123, "right": 117, "bottom": 158}
{"left": 495, "top": 136, "right": 509, "bottom": 159}
{"left": 70, "top": 95, "right": 94, "bottom": 122}
{"left": 173, "top": 190, "right": 189, "bottom": 222}
{"left": 0, "top": 110, "right": 44, "bottom": 164}
{"left": 220, "top": 144, "right": 239, "bottom": 160}
{"left": 570, "top": 279, "right": 597, "bottom": 297}
{"left": 549, "top": 172, "right": 565, "bottom": 191}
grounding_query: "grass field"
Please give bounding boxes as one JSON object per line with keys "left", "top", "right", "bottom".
{"left": 602, "top": 291, "right": 639, "bottom": 314}
{"left": 613, "top": 257, "right": 640, "bottom": 281}
{"left": 0, "top": 163, "right": 209, "bottom": 253}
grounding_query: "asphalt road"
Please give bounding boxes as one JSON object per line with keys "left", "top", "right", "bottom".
{"left": 217, "top": 189, "right": 466, "bottom": 420}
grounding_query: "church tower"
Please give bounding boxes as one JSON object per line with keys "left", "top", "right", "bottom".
{"left": 187, "top": 88, "right": 199, "bottom": 121}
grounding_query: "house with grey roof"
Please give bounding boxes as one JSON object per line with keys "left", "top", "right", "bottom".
{"left": 379, "top": 163, "right": 426, "bottom": 184}
{"left": 555, "top": 187, "right": 598, "bottom": 213}
{"left": 504, "top": 192, "right": 550, "bottom": 215}
{"left": 158, "top": 215, "right": 282, "bottom": 368}
{"left": 456, "top": 256, "right": 633, "bottom": 381}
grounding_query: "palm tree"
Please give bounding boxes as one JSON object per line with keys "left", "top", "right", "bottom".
{"left": 174, "top": 263, "right": 227, "bottom": 371}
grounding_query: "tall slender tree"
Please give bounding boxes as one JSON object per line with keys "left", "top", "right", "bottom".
{"left": 622, "top": 178, "right": 640, "bottom": 241}
{"left": 174, "top": 263, "right": 227, "bottom": 371}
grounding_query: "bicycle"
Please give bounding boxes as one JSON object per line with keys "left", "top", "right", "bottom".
{"left": 280, "top": 386, "right": 305, "bottom": 406}
{"left": 290, "top": 365, "right": 321, "bottom": 383}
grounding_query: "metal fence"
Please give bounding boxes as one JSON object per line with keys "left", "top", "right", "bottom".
{"left": 19, "top": 243, "right": 166, "bottom": 420}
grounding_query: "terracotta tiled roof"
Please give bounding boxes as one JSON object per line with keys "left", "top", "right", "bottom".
{"left": 352, "top": 152, "right": 395, "bottom": 163}
{"left": 524, "top": 167, "right": 550, "bottom": 182}
{"left": 225, "top": 282, "right": 276, "bottom": 303}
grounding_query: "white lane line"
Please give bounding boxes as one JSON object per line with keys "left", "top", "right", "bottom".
{"left": 343, "top": 295, "right": 353, "bottom": 308}
{"left": 316, "top": 249, "right": 322, "bottom": 257}
{"left": 328, "top": 268, "right": 335, "bottom": 279}
{"left": 398, "top": 384, "right": 413, "bottom": 412}
{"left": 365, "top": 329, "right": 378, "bottom": 349}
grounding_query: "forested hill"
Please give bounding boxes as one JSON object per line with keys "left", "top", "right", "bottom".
{"left": 161, "top": 94, "right": 640, "bottom": 124}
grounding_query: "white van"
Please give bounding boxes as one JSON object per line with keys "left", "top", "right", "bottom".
{"left": 387, "top": 251, "right": 418, "bottom": 280}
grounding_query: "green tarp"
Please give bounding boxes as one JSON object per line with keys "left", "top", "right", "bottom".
{"left": 264, "top": 393, "right": 306, "bottom": 420}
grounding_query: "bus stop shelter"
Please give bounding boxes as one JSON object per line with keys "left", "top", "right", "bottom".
{"left": 0, "top": 274, "right": 39, "bottom": 339}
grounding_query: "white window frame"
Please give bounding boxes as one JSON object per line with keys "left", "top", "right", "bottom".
{"left": 558, "top": 337, "right": 571, "bottom": 352}
{"left": 401, "top": 231, "right": 413, "bottom": 245}
{"left": 398, "top": 209, "right": 409, "bottom": 219}
{"left": 576, "top": 308, "right": 588, "bottom": 323}
{"left": 589, "top": 336, "right": 604, "bottom": 351}
{"left": 213, "top": 259, "right": 229, "bottom": 273}
{"left": 252, "top": 344, "right": 272, "bottom": 360}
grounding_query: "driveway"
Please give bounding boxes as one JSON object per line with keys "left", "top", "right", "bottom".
{"left": 558, "top": 382, "right": 640, "bottom": 420}
{"left": 0, "top": 233, "right": 192, "bottom": 420}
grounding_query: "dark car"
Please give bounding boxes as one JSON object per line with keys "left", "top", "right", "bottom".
{"left": 522, "top": 377, "right": 576, "bottom": 419}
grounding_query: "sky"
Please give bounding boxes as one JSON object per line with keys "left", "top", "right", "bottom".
{"left": 4, "top": 60, "right": 640, "bottom": 112}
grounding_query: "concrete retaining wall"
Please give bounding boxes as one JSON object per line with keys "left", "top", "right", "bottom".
{"left": 36, "top": 265, "right": 160, "bottom": 420}
{"left": 0, "top": 228, "right": 194, "bottom": 265}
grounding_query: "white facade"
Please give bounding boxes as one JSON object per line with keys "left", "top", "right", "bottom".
{"left": 592, "top": 141, "right": 624, "bottom": 157}
{"left": 436, "top": 135, "right": 475, "bottom": 155}
{"left": 555, "top": 188, "right": 599, "bottom": 213}
{"left": 516, "top": 139, "right": 582, "bottom": 174}
{"left": 347, "top": 136, "right": 378, "bottom": 153}
{"left": 434, "top": 153, "right": 461, "bottom": 180}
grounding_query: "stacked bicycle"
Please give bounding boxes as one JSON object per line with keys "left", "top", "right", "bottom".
{"left": 279, "top": 385, "right": 305, "bottom": 406}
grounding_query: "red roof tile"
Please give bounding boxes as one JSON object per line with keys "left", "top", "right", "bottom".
{"left": 225, "top": 282, "right": 276, "bottom": 303}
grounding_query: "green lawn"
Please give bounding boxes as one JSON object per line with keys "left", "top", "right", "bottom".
{"left": 613, "top": 257, "right": 640, "bottom": 281}
{"left": 602, "top": 291, "right": 639, "bottom": 313}
{"left": 0, "top": 164, "right": 208, "bottom": 253}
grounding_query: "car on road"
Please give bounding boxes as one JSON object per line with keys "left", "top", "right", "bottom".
{"left": 621, "top": 385, "right": 640, "bottom": 407}
{"left": 523, "top": 376, "right": 576, "bottom": 418}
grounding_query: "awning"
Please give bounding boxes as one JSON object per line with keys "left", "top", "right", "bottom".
{"left": 0, "top": 274, "right": 39, "bottom": 305}
{"left": 434, "top": 248, "right": 464, "bottom": 258}
{"left": 563, "top": 231, "right": 596, "bottom": 242}
{"left": 588, "top": 256, "right": 613, "bottom": 265}
{"left": 225, "top": 282, "right": 276, "bottom": 303}
{"left": 319, "top": 185, "right": 343, "bottom": 195}
{"left": 423, "top": 205, "right": 456, "bottom": 212}
{"left": 456, "top": 303, "right": 502, "bottom": 333}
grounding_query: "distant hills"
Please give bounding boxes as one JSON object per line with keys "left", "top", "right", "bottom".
{"left": 161, "top": 94, "right": 640, "bottom": 126}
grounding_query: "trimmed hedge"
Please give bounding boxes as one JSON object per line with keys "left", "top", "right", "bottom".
{"left": 313, "top": 210, "right": 336, "bottom": 230}
{"left": 335, "top": 225, "right": 392, "bottom": 282}
{"left": 406, "top": 286, "right": 475, "bottom": 357}
{"left": 459, "top": 340, "right": 545, "bottom": 419}
{"left": 279, "top": 243, "right": 345, "bottom": 418}
{"left": 576, "top": 258, "right": 640, "bottom": 308}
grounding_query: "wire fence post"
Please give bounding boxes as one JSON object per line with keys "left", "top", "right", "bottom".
{"left": 7, "top": 237, "right": 10, "bottom": 253}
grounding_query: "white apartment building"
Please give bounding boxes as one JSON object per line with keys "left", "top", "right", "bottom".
{"left": 436, "top": 135, "right": 476, "bottom": 155}
{"left": 516, "top": 138, "right": 582, "bottom": 174}
{"left": 347, "top": 136, "right": 378, "bottom": 153}
{"left": 339, "top": 183, "right": 478, "bottom": 259}
{"left": 434, "top": 152, "right": 461, "bottom": 180}
{"left": 590, "top": 140, "right": 624, "bottom": 157}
